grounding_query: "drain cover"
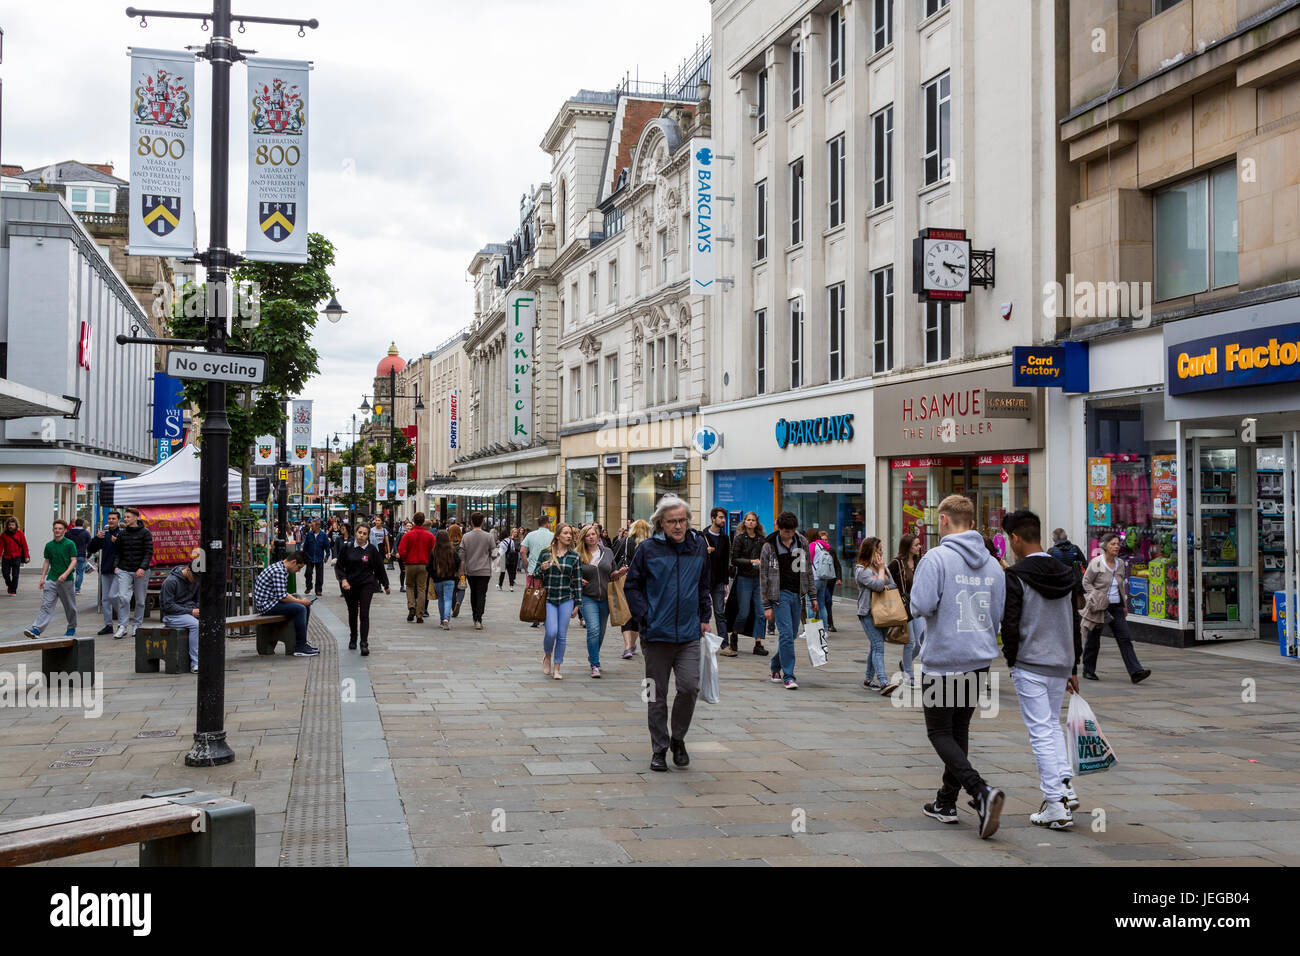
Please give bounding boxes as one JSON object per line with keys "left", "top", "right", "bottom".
{"left": 49, "top": 758, "right": 94, "bottom": 769}
{"left": 64, "top": 746, "right": 107, "bottom": 757}
{"left": 134, "top": 729, "right": 178, "bottom": 739}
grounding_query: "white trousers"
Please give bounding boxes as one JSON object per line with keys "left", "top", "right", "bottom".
{"left": 1010, "top": 667, "right": 1072, "bottom": 802}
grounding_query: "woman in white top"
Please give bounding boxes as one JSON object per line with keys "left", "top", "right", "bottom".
{"left": 1080, "top": 532, "right": 1150, "bottom": 684}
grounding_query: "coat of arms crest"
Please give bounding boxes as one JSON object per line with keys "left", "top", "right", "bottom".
{"left": 251, "top": 78, "right": 305, "bottom": 135}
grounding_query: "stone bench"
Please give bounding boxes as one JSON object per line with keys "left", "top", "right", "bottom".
{"left": 226, "top": 613, "right": 293, "bottom": 655}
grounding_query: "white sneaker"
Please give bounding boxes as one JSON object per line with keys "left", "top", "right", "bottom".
{"left": 1061, "top": 779, "right": 1080, "bottom": 811}
{"left": 114, "top": 625, "right": 127, "bottom": 640}
{"left": 1030, "top": 799, "right": 1073, "bottom": 830}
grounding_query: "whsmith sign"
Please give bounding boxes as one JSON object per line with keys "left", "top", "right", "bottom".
{"left": 775, "top": 414, "right": 854, "bottom": 450}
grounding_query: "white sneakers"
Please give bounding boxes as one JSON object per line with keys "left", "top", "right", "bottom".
{"left": 1030, "top": 799, "right": 1074, "bottom": 830}
{"left": 114, "top": 624, "right": 127, "bottom": 640}
{"left": 1062, "top": 778, "right": 1080, "bottom": 811}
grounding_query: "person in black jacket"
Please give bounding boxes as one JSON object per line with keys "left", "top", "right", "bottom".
{"left": 703, "top": 508, "right": 732, "bottom": 655}
{"left": 1002, "top": 510, "right": 1084, "bottom": 831}
{"left": 729, "top": 512, "right": 767, "bottom": 656}
{"left": 112, "top": 508, "right": 153, "bottom": 639}
{"left": 87, "top": 511, "right": 123, "bottom": 635}
{"left": 336, "top": 523, "right": 390, "bottom": 655}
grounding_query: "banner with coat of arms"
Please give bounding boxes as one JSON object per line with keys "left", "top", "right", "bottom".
{"left": 341, "top": 467, "right": 352, "bottom": 494}
{"left": 128, "top": 49, "right": 196, "bottom": 257}
{"left": 375, "top": 462, "right": 389, "bottom": 501}
{"left": 255, "top": 435, "right": 277, "bottom": 463}
{"left": 395, "top": 463, "right": 408, "bottom": 501}
{"left": 244, "top": 58, "right": 310, "bottom": 263}
{"left": 288, "top": 400, "right": 312, "bottom": 465}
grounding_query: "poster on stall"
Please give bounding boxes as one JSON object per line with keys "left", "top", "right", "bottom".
{"left": 1088, "top": 457, "right": 1111, "bottom": 526}
{"left": 138, "top": 505, "right": 200, "bottom": 564}
{"left": 1152, "top": 454, "right": 1177, "bottom": 519}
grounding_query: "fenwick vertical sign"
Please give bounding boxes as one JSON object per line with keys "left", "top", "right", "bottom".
{"left": 689, "top": 138, "right": 716, "bottom": 295}
{"left": 507, "top": 291, "right": 536, "bottom": 444}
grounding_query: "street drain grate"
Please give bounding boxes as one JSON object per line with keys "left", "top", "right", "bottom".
{"left": 280, "top": 615, "right": 347, "bottom": 867}
{"left": 49, "top": 758, "right": 94, "bottom": 769}
{"left": 134, "top": 730, "right": 178, "bottom": 739}
{"left": 64, "top": 746, "right": 107, "bottom": 757}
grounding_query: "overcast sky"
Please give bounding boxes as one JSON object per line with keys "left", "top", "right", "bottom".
{"left": 2, "top": 0, "right": 710, "bottom": 447}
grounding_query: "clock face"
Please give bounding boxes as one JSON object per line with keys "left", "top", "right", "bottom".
{"left": 923, "top": 238, "right": 970, "bottom": 293}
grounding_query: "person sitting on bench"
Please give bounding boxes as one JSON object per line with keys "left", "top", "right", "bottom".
{"left": 253, "top": 551, "right": 316, "bottom": 657}
{"left": 160, "top": 564, "right": 201, "bottom": 674}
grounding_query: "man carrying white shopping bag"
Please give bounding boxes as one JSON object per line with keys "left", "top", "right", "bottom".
{"left": 1001, "top": 509, "right": 1084, "bottom": 831}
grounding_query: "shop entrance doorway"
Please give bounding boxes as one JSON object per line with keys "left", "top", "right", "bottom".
{"left": 1192, "top": 441, "right": 1257, "bottom": 642}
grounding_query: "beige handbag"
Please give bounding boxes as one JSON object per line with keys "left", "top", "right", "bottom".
{"left": 870, "top": 587, "right": 909, "bottom": 629}
{"left": 608, "top": 577, "right": 632, "bottom": 627}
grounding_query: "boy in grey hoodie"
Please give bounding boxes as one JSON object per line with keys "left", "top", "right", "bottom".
{"left": 1002, "top": 509, "right": 1083, "bottom": 830}
{"left": 909, "top": 495, "right": 1006, "bottom": 838}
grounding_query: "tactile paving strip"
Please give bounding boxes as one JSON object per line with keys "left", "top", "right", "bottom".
{"left": 279, "top": 617, "right": 347, "bottom": 867}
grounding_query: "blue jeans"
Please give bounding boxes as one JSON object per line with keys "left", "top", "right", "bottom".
{"left": 817, "top": 579, "right": 835, "bottom": 628}
{"left": 433, "top": 579, "right": 455, "bottom": 621}
{"left": 899, "top": 617, "right": 925, "bottom": 682}
{"left": 544, "top": 599, "right": 574, "bottom": 667}
{"left": 265, "top": 599, "right": 310, "bottom": 649}
{"left": 769, "top": 589, "right": 800, "bottom": 680}
{"left": 581, "top": 595, "right": 609, "bottom": 667}
{"left": 734, "top": 576, "right": 763, "bottom": 639}
{"left": 163, "top": 612, "right": 200, "bottom": 667}
{"left": 74, "top": 556, "right": 88, "bottom": 591}
{"left": 860, "top": 615, "right": 889, "bottom": 685}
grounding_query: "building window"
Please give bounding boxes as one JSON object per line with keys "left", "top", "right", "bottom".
{"left": 607, "top": 353, "right": 620, "bottom": 413}
{"left": 874, "top": 0, "right": 893, "bottom": 52}
{"left": 924, "top": 0, "right": 950, "bottom": 16}
{"left": 603, "top": 206, "right": 625, "bottom": 238}
{"left": 659, "top": 229, "right": 669, "bottom": 284}
{"left": 923, "top": 72, "right": 951, "bottom": 185}
{"left": 756, "top": 309, "right": 768, "bottom": 395}
{"left": 789, "top": 158, "right": 804, "bottom": 246}
{"left": 789, "top": 298, "right": 805, "bottom": 388}
{"left": 560, "top": 295, "right": 567, "bottom": 329}
{"left": 589, "top": 272, "right": 597, "bottom": 311}
{"left": 756, "top": 69, "right": 769, "bottom": 134}
{"left": 756, "top": 180, "right": 768, "bottom": 261}
{"left": 924, "top": 300, "right": 951, "bottom": 365}
{"left": 570, "top": 366, "right": 583, "bottom": 420}
{"left": 1153, "top": 0, "right": 1183, "bottom": 11}
{"left": 557, "top": 181, "right": 567, "bottom": 248}
{"left": 665, "top": 334, "right": 678, "bottom": 402}
{"left": 872, "top": 105, "right": 894, "bottom": 207}
{"left": 68, "top": 186, "right": 113, "bottom": 214}
{"left": 828, "top": 10, "right": 845, "bottom": 84}
{"left": 791, "top": 41, "right": 804, "bottom": 111}
{"left": 828, "top": 283, "right": 846, "bottom": 382}
{"left": 571, "top": 281, "right": 580, "bottom": 322}
{"left": 646, "top": 340, "right": 656, "bottom": 407}
{"left": 1155, "top": 163, "right": 1238, "bottom": 301}
{"left": 609, "top": 259, "right": 619, "bottom": 303}
{"left": 828, "top": 135, "right": 845, "bottom": 229}
{"left": 588, "top": 360, "right": 599, "bottom": 415}
{"left": 872, "top": 266, "right": 895, "bottom": 373}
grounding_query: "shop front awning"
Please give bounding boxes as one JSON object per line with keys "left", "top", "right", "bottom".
{"left": 425, "top": 477, "right": 557, "bottom": 498}
{"left": 0, "top": 379, "right": 80, "bottom": 420}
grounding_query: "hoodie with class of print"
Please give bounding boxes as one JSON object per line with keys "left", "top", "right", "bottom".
{"left": 1001, "top": 554, "right": 1084, "bottom": 679}
{"left": 909, "top": 529, "right": 1005, "bottom": 677}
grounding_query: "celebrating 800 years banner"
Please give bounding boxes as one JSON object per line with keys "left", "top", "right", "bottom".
{"left": 245, "top": 58, "right": 311, "bottom": 263}
{"left": 128, "top": 48, "right": 196, "bottom": 257}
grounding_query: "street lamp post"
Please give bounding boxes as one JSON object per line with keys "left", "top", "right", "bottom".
{"left": 121, "top": 0, "right": 318, "bottom": 769}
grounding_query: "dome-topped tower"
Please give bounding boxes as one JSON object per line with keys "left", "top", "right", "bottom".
{"left": 377, "top": 342, "right": 406, "bottom": 377}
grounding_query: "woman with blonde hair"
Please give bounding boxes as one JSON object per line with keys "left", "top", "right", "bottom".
{"left": 728, "top": 511, "right": 767, "bottom": 656}
{"left": 538, "top": 523, "right": 583, "bottom": 680}
{"left": 577, "top": 524, "right": 624, "bottom": 678}
{"left": 616, "top": 519, "right": 653, "bottom": 659}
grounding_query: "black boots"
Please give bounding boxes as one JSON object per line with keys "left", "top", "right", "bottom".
{"left": 360, "top": 642, "right": 369, "bottom": 657}
{"left": 670, "top": 738, "right": 690, "bottom": 767}
{"left": 348, "top": 637, "right": 357, "bottom": 650}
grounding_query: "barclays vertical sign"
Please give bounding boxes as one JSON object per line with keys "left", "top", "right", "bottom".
{"left": 690, "top": 138, "right": 716, "bottom": 296}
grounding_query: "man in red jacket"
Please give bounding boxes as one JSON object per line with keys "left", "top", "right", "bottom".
{"left": 397, "top": 512, "right": 436, "bottom": 623}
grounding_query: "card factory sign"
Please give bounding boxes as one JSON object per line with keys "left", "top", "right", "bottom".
{"left": 873, "top": 366, "right": 1043, "bottom": 457}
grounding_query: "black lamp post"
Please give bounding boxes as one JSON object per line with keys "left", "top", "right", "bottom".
{"left": 121, "top": 1, "right": 318, "bottom": 769}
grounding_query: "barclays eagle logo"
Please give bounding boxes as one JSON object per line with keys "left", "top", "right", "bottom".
{"left": 696, "top": 147, "right": 713, "bottom": 166}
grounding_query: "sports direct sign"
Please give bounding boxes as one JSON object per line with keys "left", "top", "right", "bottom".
{"left": 449, "top": 390, "right": 459, "bottom": 450}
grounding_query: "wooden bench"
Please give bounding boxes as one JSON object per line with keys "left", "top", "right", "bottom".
{"left": 134, "top": 625, "right": 190, "bottom": 674}
{"left": 0, "top": 788, "right": 254, "bottom": 867}
{"left": 0, "top": 636, "right": 95, "bottom": 686}
{"left": 226, "top": 613, "right": 294, "bottom": 655}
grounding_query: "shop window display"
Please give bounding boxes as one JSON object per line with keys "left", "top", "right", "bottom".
{"left": 628, "top": 462, "right": 687, "bottom": 522}
{"left": 565, "top": 467, "right": 598, "bottom": 526}
{"left": 889, "top": 455, "right": 1028, "bottom": 557}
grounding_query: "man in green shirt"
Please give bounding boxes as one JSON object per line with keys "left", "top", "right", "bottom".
{"left": 24, "top": 519, "right": 78, "bottom": 638}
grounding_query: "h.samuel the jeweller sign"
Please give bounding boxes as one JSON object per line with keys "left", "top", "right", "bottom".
{"left": 775, "top": 414, "right": 855, "bottom": 449}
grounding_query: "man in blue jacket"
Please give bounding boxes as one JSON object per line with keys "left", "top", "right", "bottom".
{"left": 301, "top": 517, "right": 332, "bottom": 596}
{"left": 624, "top": 494, "right": 713, "bottom": 773}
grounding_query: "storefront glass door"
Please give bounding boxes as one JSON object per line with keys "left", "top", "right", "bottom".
{"left": 1193, "top": 441, "right": 1256, "bottom": 640}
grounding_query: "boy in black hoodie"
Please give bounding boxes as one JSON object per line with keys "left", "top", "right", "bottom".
{"left": 1002, "top": 510, "right": 1084, "bottom": 830}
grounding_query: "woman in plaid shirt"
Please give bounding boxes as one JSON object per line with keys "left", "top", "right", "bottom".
{"left": 539, "top": 523, "right": 582, "bottom": 680}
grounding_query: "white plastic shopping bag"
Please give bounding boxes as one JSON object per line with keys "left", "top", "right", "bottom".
{"left": 1067, "top": 693, "right": 1117, "bottom": 775}
{"left": 803, "top": 618, "right": 829, "bottom": 667}
{"left": 699, "top": 631, "right": 723, "bottom": 704}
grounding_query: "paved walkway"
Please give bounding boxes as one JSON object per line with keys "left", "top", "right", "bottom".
{"left": 3, "top": 569, "right": 1300, "bottom": 865}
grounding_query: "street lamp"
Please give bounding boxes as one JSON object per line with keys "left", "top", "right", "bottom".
{"left": 321, "top": 294, "right": 347, "bottom": 323}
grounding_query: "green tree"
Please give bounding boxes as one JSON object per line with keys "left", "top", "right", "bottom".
{"left": 170, "top": 232, "right": 337, "bottom": 505}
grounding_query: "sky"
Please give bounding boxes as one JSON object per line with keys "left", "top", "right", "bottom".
{"left": 2, "top": 0, "right": 710, "bottom": 447}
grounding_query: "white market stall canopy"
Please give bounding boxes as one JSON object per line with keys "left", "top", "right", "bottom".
{"left": 99, "top": 444, "right": 269, "bottom": 506}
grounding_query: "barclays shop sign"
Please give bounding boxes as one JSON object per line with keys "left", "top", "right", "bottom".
{"left": 775, "top": 414, "right": 855, "bottom": 450}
